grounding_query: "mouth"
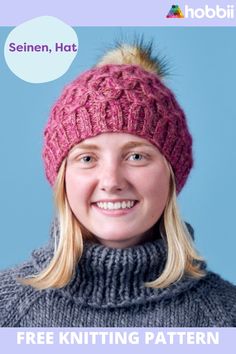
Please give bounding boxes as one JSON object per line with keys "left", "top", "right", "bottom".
{"left": 91, "top": 200, "right": 139, "bottom": 216}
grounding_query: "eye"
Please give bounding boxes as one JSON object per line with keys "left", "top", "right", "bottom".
{"left": 79, "top": 155, "right": 94, "bottom": 164}
{"left": 127, "top": 153, "right": 144, "bottom": 161}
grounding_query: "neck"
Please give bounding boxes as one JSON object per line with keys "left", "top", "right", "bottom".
{"left": 92, "top": 225, "right": 161, "bottom": 249}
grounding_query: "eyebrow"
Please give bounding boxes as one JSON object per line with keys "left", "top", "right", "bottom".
{"left": 71, "top": 141, "right": 155, "bottom": 153}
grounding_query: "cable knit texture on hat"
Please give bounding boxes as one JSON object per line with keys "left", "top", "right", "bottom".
{"left": 43, "top": 64, "right": 193, "bottom": 192}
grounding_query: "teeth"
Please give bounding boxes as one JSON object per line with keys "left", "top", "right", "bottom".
{"left": 96, "top": 200, "right": 135, "bottom": 210}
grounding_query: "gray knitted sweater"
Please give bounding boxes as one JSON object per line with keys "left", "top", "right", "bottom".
{"left": 0, "top": 225, "right": 236, "bottom": 327}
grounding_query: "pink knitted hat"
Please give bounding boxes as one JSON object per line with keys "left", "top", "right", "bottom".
{"left": 43, "top": 45, "right": 193, "bottom": 193}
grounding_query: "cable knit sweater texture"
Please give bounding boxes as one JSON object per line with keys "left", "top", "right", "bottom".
{"left": 0, "top": 225, "right": 236, "bottom": 327}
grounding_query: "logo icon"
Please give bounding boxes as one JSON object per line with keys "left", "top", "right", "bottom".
{"left": 166, "top": 4, "right": 184, "bottom": 18}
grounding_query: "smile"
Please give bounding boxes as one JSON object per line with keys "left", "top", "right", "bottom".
{"left": 96, "top": 200, "right": 136, "bottom": 210}
{"left": 91, "top": 200, "right": 139, "bottom": 216}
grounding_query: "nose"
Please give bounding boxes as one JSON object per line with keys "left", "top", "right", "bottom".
{"left": 99, "top": 162, "right": 127, "bottom": 193}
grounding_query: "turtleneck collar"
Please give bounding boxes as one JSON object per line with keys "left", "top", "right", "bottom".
{"left": 68, "top": 237, "right": 167, "bottom": 307}
{"left": 31, "top": 220, "right": 206, "bottom": 308}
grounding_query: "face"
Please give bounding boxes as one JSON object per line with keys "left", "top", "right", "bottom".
{"left": 65, "top": 133, "right": 170, "bottom": 248}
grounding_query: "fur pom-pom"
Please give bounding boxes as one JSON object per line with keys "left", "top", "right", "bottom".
{"left": 97, "top": 39, "right": 169, "bottom": 78}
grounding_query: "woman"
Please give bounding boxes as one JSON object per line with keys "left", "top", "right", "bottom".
{"left": 0, "top": 41, "right": 235, "bottom": 327}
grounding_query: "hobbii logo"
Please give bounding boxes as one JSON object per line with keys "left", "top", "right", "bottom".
{"left": 185, "top": 4, "right": 234, "bottom": 19}
{"left": 166, "top": 4, "right": 235, "bottom": 19}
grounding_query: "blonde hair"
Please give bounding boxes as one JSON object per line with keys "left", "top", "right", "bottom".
{"left": 19, "top": 158, "right": 205, "bottom": 290}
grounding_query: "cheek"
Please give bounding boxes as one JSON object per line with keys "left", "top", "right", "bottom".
{"left": 137, "top": 165, "right": 170, "bottom": 204}
{"left": 65, "top": 168, "right": 94, "bottom": 210}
